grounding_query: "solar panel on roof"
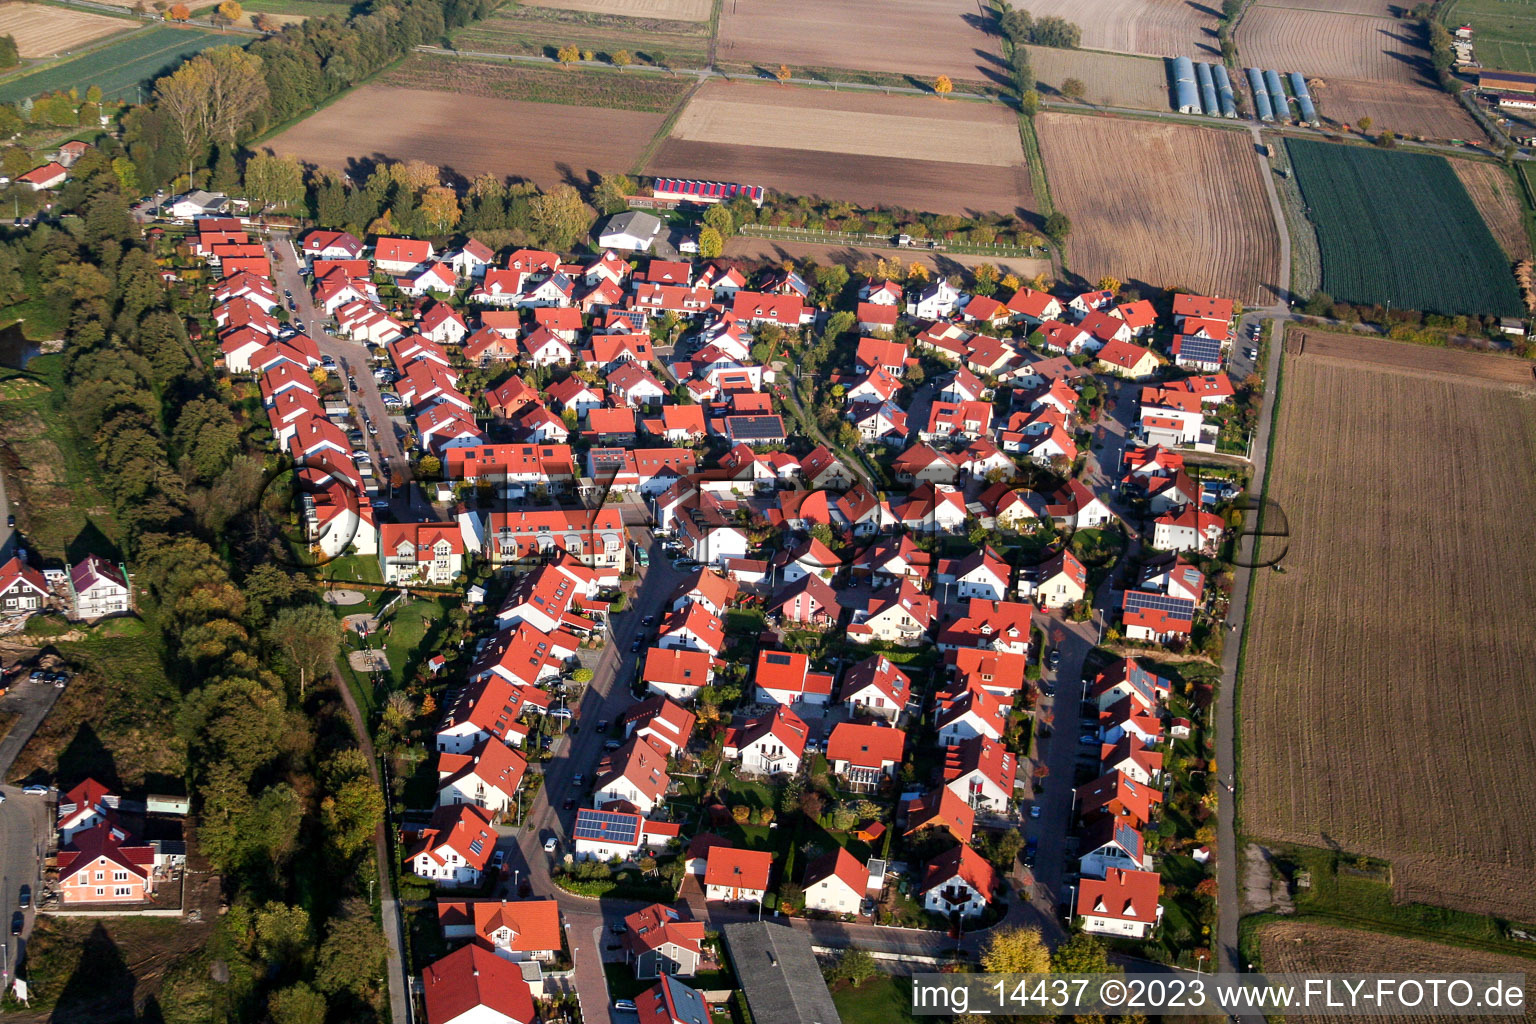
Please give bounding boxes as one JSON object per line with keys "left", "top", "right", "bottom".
{"left": 1177, "top": 336, "right": 1223, "bottom": 363}
{"left": 1114, "top": 822, "right": 1139, "bottom": 853}
{"left": 1124, "top": 591, "right": 1196, "bottom": 617}
{"left": 573, "top": 809, "right": 640, "bottom": 843}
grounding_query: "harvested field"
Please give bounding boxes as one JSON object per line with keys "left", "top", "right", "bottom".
{"left": 377, "top": 52, "right": 692, "bottom": 112}
{"left": 1237, "top": 6, "right": 1427, "bottom": 84}
{"left": 1256, "top": 0, "right": 1390, "bottom": 12}
{"left": 1023, "top": 44, "right": 1169, "bottom": 109}
{"left": 1288, "top": 329, "right": 1536, "bottom": 385}
{"left": 1034, "top": 113, "right": 1277, "bottom": 302}
{"left": 1256, "top": 922, "right": 1536, "bottom": 1020}
{"left": 649, "top": 140, "right": 1030, "bottom": 217}
{"left": 1452, "top": 158, "right": 1531, "bottom": 261}
{"left": 1309, "top": 76, "right": 1479, "bottom": 140}
{"left": 453, "top": 5, "right": 711, "bottom": 65}
{"left": 0, "top": 3, "right": 133, "bottom": 58}
{"left": 1244, "top": 331, "right": 1536, "bottom": 921}
{"left": 267, "top": 85, "right": 666, "bottom": 189}
{"left": 723, "top": 236, "right": 1050, "bottom": 279}
{"left": 523, "top": 0, "right": 708, "bottom": 19}
{"left": 1016, "top": 0, "right": 1217, "bottom": 58}
{"left": 670, "top": 82, "right": 1023, "bottom": 165}
{"left": 716, "top": 0, "right": 1004, "bottom": 82}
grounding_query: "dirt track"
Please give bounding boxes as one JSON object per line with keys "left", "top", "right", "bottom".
{"left": 1243, "top": 340, "right": 1536, "bottom": 922}
{"left": 1035, "top": 113, "right": 1278, "bottom": 302}
{"left": 266, "top": 85, "right": 665, "bottom": 189}
{"left": 716, "top": 0, "right": 1005, "bottom": 81}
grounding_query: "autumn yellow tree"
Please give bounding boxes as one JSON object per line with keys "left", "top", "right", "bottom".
{"left": 934, "top": 74, "right": 953, "bottom": 98}
{"left": 167, "top": 3, "right": 189, "bottom": 19}
{"left": 907, "top": 261, "right": 930, "bottom": 282}
{"left": 1097, "top": 275, "right": 1121, "bottom": 294}
{"left": 776, "top": 64, "right": 791, "bottom": 86}
{"left": 611, "top": 49, "right": 631, "bottom": 67}
{"left": 1000, "top": 272, "right": 1022, "bottom": 292}
{"left": 419, "top": 185, "right": 461, "bottom": 234}
{"left": 980, "top": 925, "right": 1052, "bottom": 974}
{"left": 217, "top": 0, "right": 242, "bottom": 23}
{"left": 557, "top": 44, "right": 579, "bottom": 66}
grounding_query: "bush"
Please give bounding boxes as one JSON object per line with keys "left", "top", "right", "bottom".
{"left": 732, "top": 805, "right": 750, "bottom": 824}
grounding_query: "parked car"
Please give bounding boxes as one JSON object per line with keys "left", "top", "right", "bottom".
{"left": 614, "top": 1001, "right": 637, "bottom": 1013}
{"left": 603, "top": 739, "right": 622, "bottom": 751}
{"left": 1029, "top": 805, "right": 1041, "bottom": 819}
{"left": 1047, "top": 649, "right": 1061, "bottom": 670}
{"left": 596, "top": 720, "right": 609, "bottom": 733}
{"left": 491, "top": 849, "right": 506, "bottom": 870}
{"left": 572, "top": 773, "right": 584, "bottom": 787}
{"left": 348, "top": 379, "right": 359, "bottom": 393}
{"left": 5, "top": 515, "right": 12, "bottom": 529}
{"left": 18, "top": 886, "right": 29, "bottom": 909}
{"left": 10, "top": 911, "right": 21, "bottom": 936}
{"left": 1078, "top": 734, "right": 1098, "bottom": 746}
{"left": 21, "top": 785, "right": 48, "bottom": 795}
{"left": 563, "top": 797, "right": 575, "bottom": 810}
{"left": 543, "top": 836, "right": 559, "bottom": 853}
{"left": 27, "top": 670, "right": 42, "bottom": 682}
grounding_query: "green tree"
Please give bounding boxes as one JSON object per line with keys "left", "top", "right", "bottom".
{"left": 593, "top": 172, "right": 634, "bottom": 214}
{"left": 1052, "top": 932, "right": 1111, "bottom": 974}
{"left": 827, "top": 947, "right": 877, "bottom": 984}
{"left": 1220, "top": 0, "right": 1241, "bottom": 19}
{"left": 703, "top": 203, "right": 735, "bottom": 237}
{"left": 254, "top": 901, "right": 312, "bottom": 973}
{"left": 320, "top": 749, "right": 384, "bottom": 862}
{"left": 980, "top": 926, "right": 1052, "bottom": 973}
{"left": 0, "top": 35, "right": 17, "bottom": 69}
{"left": 698, "top": 225, "right": 724, "bottom": 258}
{"left": 1061, "top": 76, "right": 1085, "bottom": 100}
{"left": 264, "top": 604, "right": 342, "bottom": 698}
{"left": 1045, "top": 211, "right": 1072, "bottom": 242}
{"left": 1020, "top": 87, "right": 1041, "bottom": 117}
{"left": 269, "top": 983, "right": 327, "bottom": 1024}
{"left": 315, "top": 901, "right": 385, "bottom": 998}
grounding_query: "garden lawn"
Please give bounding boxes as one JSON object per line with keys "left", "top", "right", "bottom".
{"left": 831, "top": 974, "right": 917, "bottom": 1024}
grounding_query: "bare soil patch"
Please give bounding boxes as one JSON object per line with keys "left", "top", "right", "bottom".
{"left": 523, "top": 0, "right": 709, "bottom": 21}
{"left": 670, "top": 82, "right": 1023, "bottom": 165}
{"left": 648, "top": 138, "right": 1032, "bottom": 217}
{"left": 1018, "top": 0, "right": 1217, "bottom": 58}
{"left": 1292, "top": 329, "right": 1536, "bottom": 385}
{"left": 1244, "top": 336, "right": 1536, "bottom": 921}
{"left": 1257, "top": 922, "right": 1536, "bottom": 1021}
{"left": 1034, "top": 113, "right": 1278, "bottom": 302}
{"left": 716, "top": 0, "right": 1005, "bottom": 82}
{"left": 0, "top": 2, "right": 132, "bottom": 56}
{"left": 723, "top": 236, "right": 1049, "bottom": 279}
{"left": 1451, "top": 158, "right": 1531, "bottom": 261}
{"left": 1238, "top": 6, "right": 1426, "bottom": 84}
{"left": 1023, "top": 44, "right": 1170, "bottom": 109}
{"left": 1309, "top": 76, "right": 1479, "bottom": 140}
{"left": 266, "top": 85, "right": 666, "bottom": 189}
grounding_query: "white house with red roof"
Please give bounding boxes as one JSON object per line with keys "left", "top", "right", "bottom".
{"left": 1138, "top": 385, "right": 1206, "bottom": 446}
{"left": 1024, "top": 548, "right": 1087, "bottom": 609}
{"left": 723, "top": 705, "right": 809, "bottom": 776}
{"left": 702, "top": 846, "right": 773, "bottom": 903}
{"left": 752, "top": 649, "right": 834, "bottom": 706}
{"left": 374, "top": 236, "right": 435, "bottom": 276}
{"left": 1006, "top": 286, "right": 1063, "bottom": 325}
{"left": 641, "top": 646, "right": 715, "bottom": 701}
{"left": 446, "top": 237, "right": 497, "bottom": 280}
{"left": 839, "top": 654, "right": 910, "bottom": 721}
{"left": 408, "top": 803, "right": 497, "bottom": 887}
{"left": 436, "top": 737, "right": 528, "bottom": 816}
{"left": 421, "top": 942, "right": 535, "bottom": 1024}
{"left": 657, "top": 603, "right": 726, "bottom": 658}
{"left": 1096, "top": 338, "right": 1159, "bottom": 379}
{"left": 936, "top": 546, "right": 1011, "bottom": 602}
{"left": 64, "top": 554, "right": 130, "bottom": 620}
{"left": 939, "top": 598, "right": 1034, "bottom": 655}
{"left": 1152, "top": 506, "right": 1225, "bottom": 554}
{"left": 918, "top": 845, "right": 998, "bottom": 919}
{"left": 623, "top": 695, "right": 696, "bottom": 756}
{"left": 1100, "top": 736, "right": 1164, "bottom": 787}
{"left": 936, "top": 684, "right": 1009, "bottom": 745}
{"left": 379, "top": 522, "right": 464, "bottom": 583}
{"left": 571, "top": 807, "right": 680, "bottom": 862}
{"left": 302, "top": 229, "right": 365, "bottom": 261}
{"left": 438, "top": 898, "right": 562, "bottom": 970}
{"left": 804, "top": 847, "right": 870, "bottom": 915}
{"left": 905, "top": 786, "right": 976, "bottom": 845}
{"left": 1079, "top": 817, "right": 1151, "bottom": 878}
{"left": 1090, "top": 658, "right": 1170, "bottom": 713}
{"left": 943, "top": 736, "right": 1017, "bottom": 813}
{"left": 593, "top": 735, "right": 672, "bottom": 814}
{"left": 1077, "top": 867, "right": 1163, "bottom": 938}
{"left": 946, "top": 647, "right": 1028, "bottom": 701}
{"left": 827, "top": 722, "right": 906, "bottom": 791}
{"left": 847, "top": 579, "right": 934, "bottom": 647}
{"left": 0, "top": 555, "right": 50, "bottom": 614}
{"left": 58, "top": 778, "right": 118, "bottom": 845}
{"left": 399, "top": 262, "right": 456, "bottom": 297}
{"left": 17, "top": 162, "right": 67, "bottom": 190}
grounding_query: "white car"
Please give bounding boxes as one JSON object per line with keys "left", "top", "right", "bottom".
{"left": 543, "top": 836, "right": 559, "bottom": 853}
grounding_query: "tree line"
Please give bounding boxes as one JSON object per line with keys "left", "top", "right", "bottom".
{"left": 32, "top": 150, "right": 385, "bottom": 1024}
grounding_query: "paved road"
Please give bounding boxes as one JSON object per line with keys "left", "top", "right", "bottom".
{"left": 268, "top": 234, "right": 421, "bottom": 504}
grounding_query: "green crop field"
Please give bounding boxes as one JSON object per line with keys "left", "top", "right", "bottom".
{"left": 1287, "top": 138, "right": 1524, "bottom": 317}
{"left": 1445, "top": 0, "right": 1536, "bottom": 73}
{"left": 0, "top": 25, "right": 231, "bottom": 105}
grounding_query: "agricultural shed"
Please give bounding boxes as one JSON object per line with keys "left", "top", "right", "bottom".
{"left": 1212, "top": 64, "right": 1236, "bottom": 117}
{"left": 1172, "top": 56, "right": 1200, "bottom": 114}
{"left": 1247, "top": 68, "right": 1273, "bottom": 120}
{"left": 1196, "top": 62, "right": 1218, "bottom": 116}
{"left": 1264, "top": 69, "right": 1288, "bottom": 120}
{"left": 1289, "top": 72, "right": 1318, "bottom": 125}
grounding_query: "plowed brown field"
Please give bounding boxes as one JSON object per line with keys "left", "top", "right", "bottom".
{"left": 0, "top": 3, "right": 132, "bottom": 57}
{"left": 1243, "top": 331, "right": 1536, "bottom": 922}
{"left": 1238, "top": 6, "right": 1427, "bottom": 84}
{"left": 1024, "top": 44, "right": 1170, "bottom": 109}
{"left": 1452, "top": 158, "right": 1530, "bottom": 261}
{"left": 1034, "top": 113, "right": 1278, "bottom": 302}
{"left": 1019, "top": 0, "right": 1217, "bottom": 57}
{"left": 1310, "top": 77, "right": 1479, "bottom": 140}
{"left": 1257, "top": 922, "right": 1536, "bottom": 1022}
{"left": 716, "top": 0, "right": 1004, "bottom": 82}
{"left": 266, "top": 86, "right": 665, "bottom": 189}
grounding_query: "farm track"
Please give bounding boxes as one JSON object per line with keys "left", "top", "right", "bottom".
{"left": 1243, "top": 336, "right": 1536, "bottom": 923}
{"left": 1034, "top": 112, "right": 1279, "bottom": 303}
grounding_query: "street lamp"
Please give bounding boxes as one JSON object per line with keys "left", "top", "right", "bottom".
{"left": 1197, "top": 952, "right": 1207, "bottom": 974}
